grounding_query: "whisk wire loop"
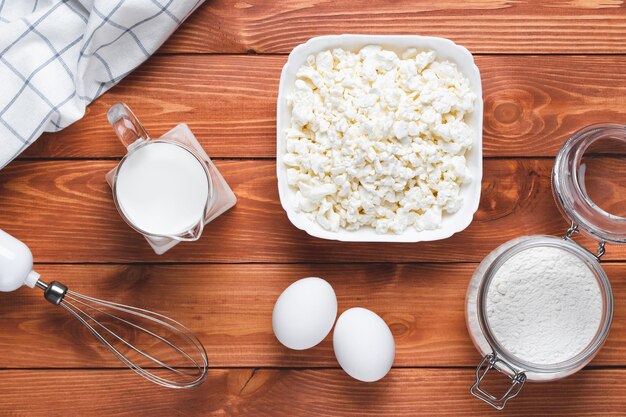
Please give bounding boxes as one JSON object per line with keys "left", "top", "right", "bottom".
{"left": 64, "top": 292, "right": 203, "bottom": 377}
{"left": 38, "top": 280, "right": 208, "bottom": 389}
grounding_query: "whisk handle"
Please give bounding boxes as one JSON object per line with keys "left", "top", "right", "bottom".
{"left": 0, "top": 229, "right": 40, "bottom": 292}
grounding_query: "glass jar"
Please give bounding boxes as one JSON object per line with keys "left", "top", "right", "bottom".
{"left": 466, "top": 123, "right": 626, "bottom": 409}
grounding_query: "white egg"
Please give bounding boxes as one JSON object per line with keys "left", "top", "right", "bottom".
{"left": 333, "top": 307, "right": 395, "bottom": 382}
{"left": 272, "top": 277, "right": 337, "bottom": 350}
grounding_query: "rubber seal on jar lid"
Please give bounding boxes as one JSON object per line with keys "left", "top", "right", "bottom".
{"left": 552, "top": 123, "right": 626, "bottom": 244}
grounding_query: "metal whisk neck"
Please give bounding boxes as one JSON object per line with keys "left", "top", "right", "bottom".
{"left": 36, "top": 280, "right": 68, "bottom": 305}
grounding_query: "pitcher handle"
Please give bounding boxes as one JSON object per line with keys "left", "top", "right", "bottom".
{"left": 107, "top": 103, "right": 150, "bottom": 150}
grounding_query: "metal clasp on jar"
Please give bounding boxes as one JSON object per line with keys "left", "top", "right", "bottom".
{"left": 563, "top": 222, "right": 606, "bottom": 260}
{"left": 470, "top": 353, "right": 526, "bottom": 410}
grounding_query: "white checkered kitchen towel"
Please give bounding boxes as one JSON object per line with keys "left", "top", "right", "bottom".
{"left": 0, "top": 0, "right": 203, "bottom": 169}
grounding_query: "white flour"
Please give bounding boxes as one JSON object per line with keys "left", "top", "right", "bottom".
{"left": 486, "top": 246, "right": 603, "bottom": 365}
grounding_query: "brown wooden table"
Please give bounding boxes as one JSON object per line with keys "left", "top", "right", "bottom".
{"left": 1, "top": 1, "right": 626, "bottom": 415}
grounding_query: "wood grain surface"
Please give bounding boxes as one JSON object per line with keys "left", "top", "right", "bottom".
{"left": 20, "top": 55, "right": 626, "bottom": 159}
{"left": 159, "top": 0, "right": 626, "bottom": 54}
{"left": 1, "top": 158, "right": 623, "bottom": 263}
{"left": 0, "top": 262, "right": 625, "bottom": 369}
{"left": 2, "top": 368, "right": 626, "bottom": 416}
{"left": 2, "top": 1, "right": 626, "bottom": 415}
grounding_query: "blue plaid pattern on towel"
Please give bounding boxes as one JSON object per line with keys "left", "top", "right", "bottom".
{"left": 0, "top": 0, "right": 203, "bottom": 169}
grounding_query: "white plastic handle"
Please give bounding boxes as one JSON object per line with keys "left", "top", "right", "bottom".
{"left": 0, "top": 229, "right": 40, "bottom": 292}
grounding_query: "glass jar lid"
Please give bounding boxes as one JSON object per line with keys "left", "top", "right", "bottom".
{"left": 553, "top": 123, "right": 626, "bottom": 243}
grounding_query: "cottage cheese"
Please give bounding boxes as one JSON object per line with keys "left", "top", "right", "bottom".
{"left": 284, "top": 46, "right": 476, "bottom": 233}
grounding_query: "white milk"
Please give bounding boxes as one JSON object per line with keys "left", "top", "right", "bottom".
{"left": 115, "top": 142, "right": 210, "bottom": 236}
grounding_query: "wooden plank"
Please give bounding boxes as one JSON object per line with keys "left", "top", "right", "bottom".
{"left": 0, "top": 159, "right": 622, "bottom": 263}
{"left": 1, "top": 368, "right": 625, "bottom": 416}
{"left": 1, "top": 263, "right": 625, "bottom": 369}
{"left": 20, "top": 55, "right": 626, "bottom": 159}
{"left": 159, "top": 0, "right": 626, "bottom": 54}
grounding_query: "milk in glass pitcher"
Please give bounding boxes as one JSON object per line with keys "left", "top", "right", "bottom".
{"left": 105, "top": 103, "right": 236, "bottom": 254}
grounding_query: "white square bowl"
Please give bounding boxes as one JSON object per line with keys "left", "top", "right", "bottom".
{"left": 276, "top": 34, "right": 483, "bottom": 242}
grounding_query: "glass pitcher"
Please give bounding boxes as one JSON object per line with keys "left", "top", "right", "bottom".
{"left": 105, "top": 102, "right": 237, "bottom": 255}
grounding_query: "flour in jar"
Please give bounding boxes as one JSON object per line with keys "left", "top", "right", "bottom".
{"left": 486, "top": 246, "right": 603, "bottom": 365}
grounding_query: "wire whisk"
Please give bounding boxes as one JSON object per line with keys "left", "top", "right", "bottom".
{"left": 0, "top": 229, "right": 208, "bottom": 389}
{"left": 36, "top": 280, "right": 208, "bottom": 389}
